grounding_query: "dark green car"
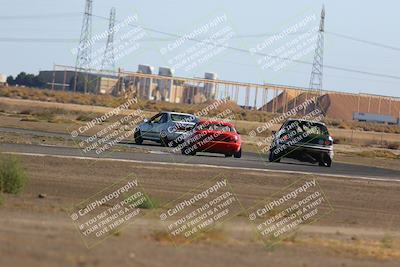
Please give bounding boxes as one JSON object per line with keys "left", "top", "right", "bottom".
{"left": 268, "top": 119, "right": 334, "bottom": 167}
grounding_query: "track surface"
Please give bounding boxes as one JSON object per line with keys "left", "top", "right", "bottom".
{"left": 1, "top": 139, "right": 399, "bottom": 180}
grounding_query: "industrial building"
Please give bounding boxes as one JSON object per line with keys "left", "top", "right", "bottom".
{"left": 38, "top": 70, "right": 118, "bottom": 94}
{"left": 117, "top": 65, "right": 218, "bottom": 104}
{"left": 38, "top": 64, "right": 400, "bottom": 124}
{"left": 353, "top": 112, "right": 400, "bottom": 125}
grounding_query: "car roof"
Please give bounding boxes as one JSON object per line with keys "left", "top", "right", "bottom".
{"left": 199, "top": 119, "right": 235, "bottom": 127}
{"left": 285, "top": 118, "right": 326, "bottom": 126}
{"left": 161, "top": 111, "right": 195, "bottom": 116}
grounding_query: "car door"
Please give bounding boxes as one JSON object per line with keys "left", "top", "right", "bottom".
{"left": 141, "top": 113, "right": 162, "bottom": 139}
{"left": 274, "top": 122, "right": 291, "bottom": 148}
{"left": 148, "top": 113, "right": 168, "bottom": 139}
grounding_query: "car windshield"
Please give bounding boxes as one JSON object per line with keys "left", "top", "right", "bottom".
{"left": 285, "top": 121, "right": 329, "bottom": 136}
{"left": 170, "top": 114, "right": 196, "bottom": 123}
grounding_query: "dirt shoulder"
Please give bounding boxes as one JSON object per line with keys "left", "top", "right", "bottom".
{"left": 0, "top": 154, "right": 399, "bottom": 267}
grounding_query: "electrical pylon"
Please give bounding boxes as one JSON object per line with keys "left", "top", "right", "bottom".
{"left": 101, "top": 7, "right": 116, "bottom": 71}
{"left": 74, "top": 0, "right": 93, "bottom": 92}
{"left": 75, "top": 0, "right": 93, "bottom": 69}
{"left": 309, "top": 5, "right": 325, "bottom": 92}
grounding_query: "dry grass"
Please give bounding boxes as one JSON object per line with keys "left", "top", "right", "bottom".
{"left": 351, "top": 150, "right": 400, "bottom": 159}
{"left": 325, "top": 119, "right": 400, "bottom": 134}
{"left": 150, "top": 227, "right": 227, "bottom": 245}
{"left": 0, "top": 86, "right": 125, "bottom": 107}
{"left": 297, "top": 236, "right": 400, "bottom": 260}
{"left": 1, "top": 86, "right": 399, "bottom": 148}
{"left": 3, "top": 86, "right": 399, "bottom": 130}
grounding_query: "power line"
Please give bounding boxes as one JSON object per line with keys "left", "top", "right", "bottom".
{"left": 91, "top": 13, "right": 400, "bottom": 81}
{"left": 0, "top": 38, "right": 78, "bottom": 43}
{"left": 1, "top": 11, "right": 399, "bottom": 81}
{"left": 0, "top": 13, "right": 81, "bottom": 19}
{"left": 326, "top": 31, "right": 400, "bottom": 52}
{"left": 0, "top": 37, "right": 176, "bottom": 43}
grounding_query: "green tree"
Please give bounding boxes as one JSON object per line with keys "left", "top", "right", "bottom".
{"left": 11, "top": 72, "right": 46, "bottom": 88}
{"left": 6, "top": 75, "right": 15, "bottom": 85}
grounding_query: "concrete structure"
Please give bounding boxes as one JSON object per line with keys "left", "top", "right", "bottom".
{"left": 157, "top": 67, "right": 174, "bottom": 101}
{"left": 46, "top": 64, "right": 399, "bottom": 123}
{"left": 137, "top": 64, "right": 154, "bottom": 100}
{"left": 353, "top": 112, "right": 398, "bottom": 124}
{"left": 98, "top": 77, "right": 119, "bottom": 95}
{"left": 38, "top": 70, "right": 118, "bottom": 94}
{"left": 204, "top": 72, "right": 217, "bottom": 100}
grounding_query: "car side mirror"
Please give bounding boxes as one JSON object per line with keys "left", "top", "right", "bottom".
{"left": 144, "top": 119, "right": 149, "bottom": 123}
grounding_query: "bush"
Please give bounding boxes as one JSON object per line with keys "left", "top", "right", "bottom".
{"left": 0, "top": 154, "right": 27, "bottom": 194}
{"left": 137, "top": 193, "right": 159, "bottom": 209}
{"left": 123, "top": 192, "right": 159, "bottom": 209}
{"left": 387, "top": 142, "right": 400, "bottom": 150}
{"left": 76, "top": 114, "right": 96, "bottom": 122}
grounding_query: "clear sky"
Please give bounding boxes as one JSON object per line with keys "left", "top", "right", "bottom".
{"left": 0, "top": 0, "right": 399, "bottom": 97}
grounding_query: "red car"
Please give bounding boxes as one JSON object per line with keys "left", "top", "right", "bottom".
{"left": 180, "top": 120, "right": 242, "bottom": 158}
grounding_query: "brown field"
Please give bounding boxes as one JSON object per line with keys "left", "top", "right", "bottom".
{"left": 1, "top": 86, "right": 400, "bottom": 134}
{"left": 1, "top": 154, "right": 400, "bottom": 267}
{"left": 1, "top": 95, "right": 399, "bottom": 148}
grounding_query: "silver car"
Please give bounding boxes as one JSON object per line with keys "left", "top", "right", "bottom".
{"left": 134, "top": 111, "right": 198, "bottom": 147}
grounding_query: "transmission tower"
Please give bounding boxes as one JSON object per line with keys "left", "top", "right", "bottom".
{"left": 309, "top": 6, "right": 325, "bottom": 92}
{"left": 74, "top": 0, "right": 93, "bottom": 92}
{"left": 75, "top": 0, "right": 93, "bottom": 70}
{"left": 101, "top": 7, "right": 116, "bottom": 71}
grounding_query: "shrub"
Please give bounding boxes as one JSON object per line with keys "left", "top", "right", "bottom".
{"left": 0, "top": 154, "right": 27, "bottom": 194}
{"left": 123, "top": 192, "right": 159, "bottom": 209}
{"left": 386, "top": 142, "right": 400, "bottom": 150}
{"left": 33, "top": 111, "right": 56, "bottom": 122}
{"left": 19, "top": 109, "right": 32, "bottom": 115}
{"left": 76, "top": 114, "right": 96, "bottom": 122}
{"left": 137, "top": 193, "right": 159, "bottom": 209}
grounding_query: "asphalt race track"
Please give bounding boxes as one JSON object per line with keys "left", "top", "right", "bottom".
{"left": 1, "top": 133, "right": 399, "bottom": 181}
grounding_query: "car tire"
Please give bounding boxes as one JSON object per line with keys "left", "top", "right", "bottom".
{"left": 319, "top": 155, "right": 332, "bottom": 167}
{"left": 160, "top": 132, "right": 169, "bottom": 147}
{"left": 233, "top": 148, "right": 242, "bottom": 158}
{"left": 134, "top": 130, "right": 143, "bottom": 145}
{"left": 326, "top": 158, "right": 332, "bottom": 167}
{"left": 268, "top": 149, "right": 280, "bottom": 162}
{"left": 181, "top": 148, "right": 196, "bottom": 156}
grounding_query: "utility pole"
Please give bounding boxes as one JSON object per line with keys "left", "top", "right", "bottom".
{"left": 309, "top": 6, "right": 325, "bottom": 93}
{"left": 101, "top": 7, "right": 116, "bottom": 72}
{"left": 74, "top": 0, "right": 93, "bottom": 92}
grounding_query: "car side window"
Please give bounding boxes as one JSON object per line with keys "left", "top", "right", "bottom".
{"left": 277, "top": 123, "right": 288, "bottom": 137}
{"left": 150, "top": 114, "right": 163, "bottom": 124}
{"left": 160, "top": 113, "right": 168, "bottom": 123}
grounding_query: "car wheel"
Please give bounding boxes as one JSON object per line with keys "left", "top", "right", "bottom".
{"left": 181, "top": 148, "right": 196, "bottom": 156}
{"left": 268, "top": 149, "right": 280, "bottom": 162}
{"left": 160, "top": 132, "right": 169, "bottom": 147}
{"left": 233, "top": 148, "right": 242, "bottom": 158}
{"left": 326, "top": 159, "right": 332, "bottom": 167}
{"left": 319, "top": 155, "right": 332, "bottom": 167}
{"left": 134, "top": 130, "right": 143, "bottom": 145}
